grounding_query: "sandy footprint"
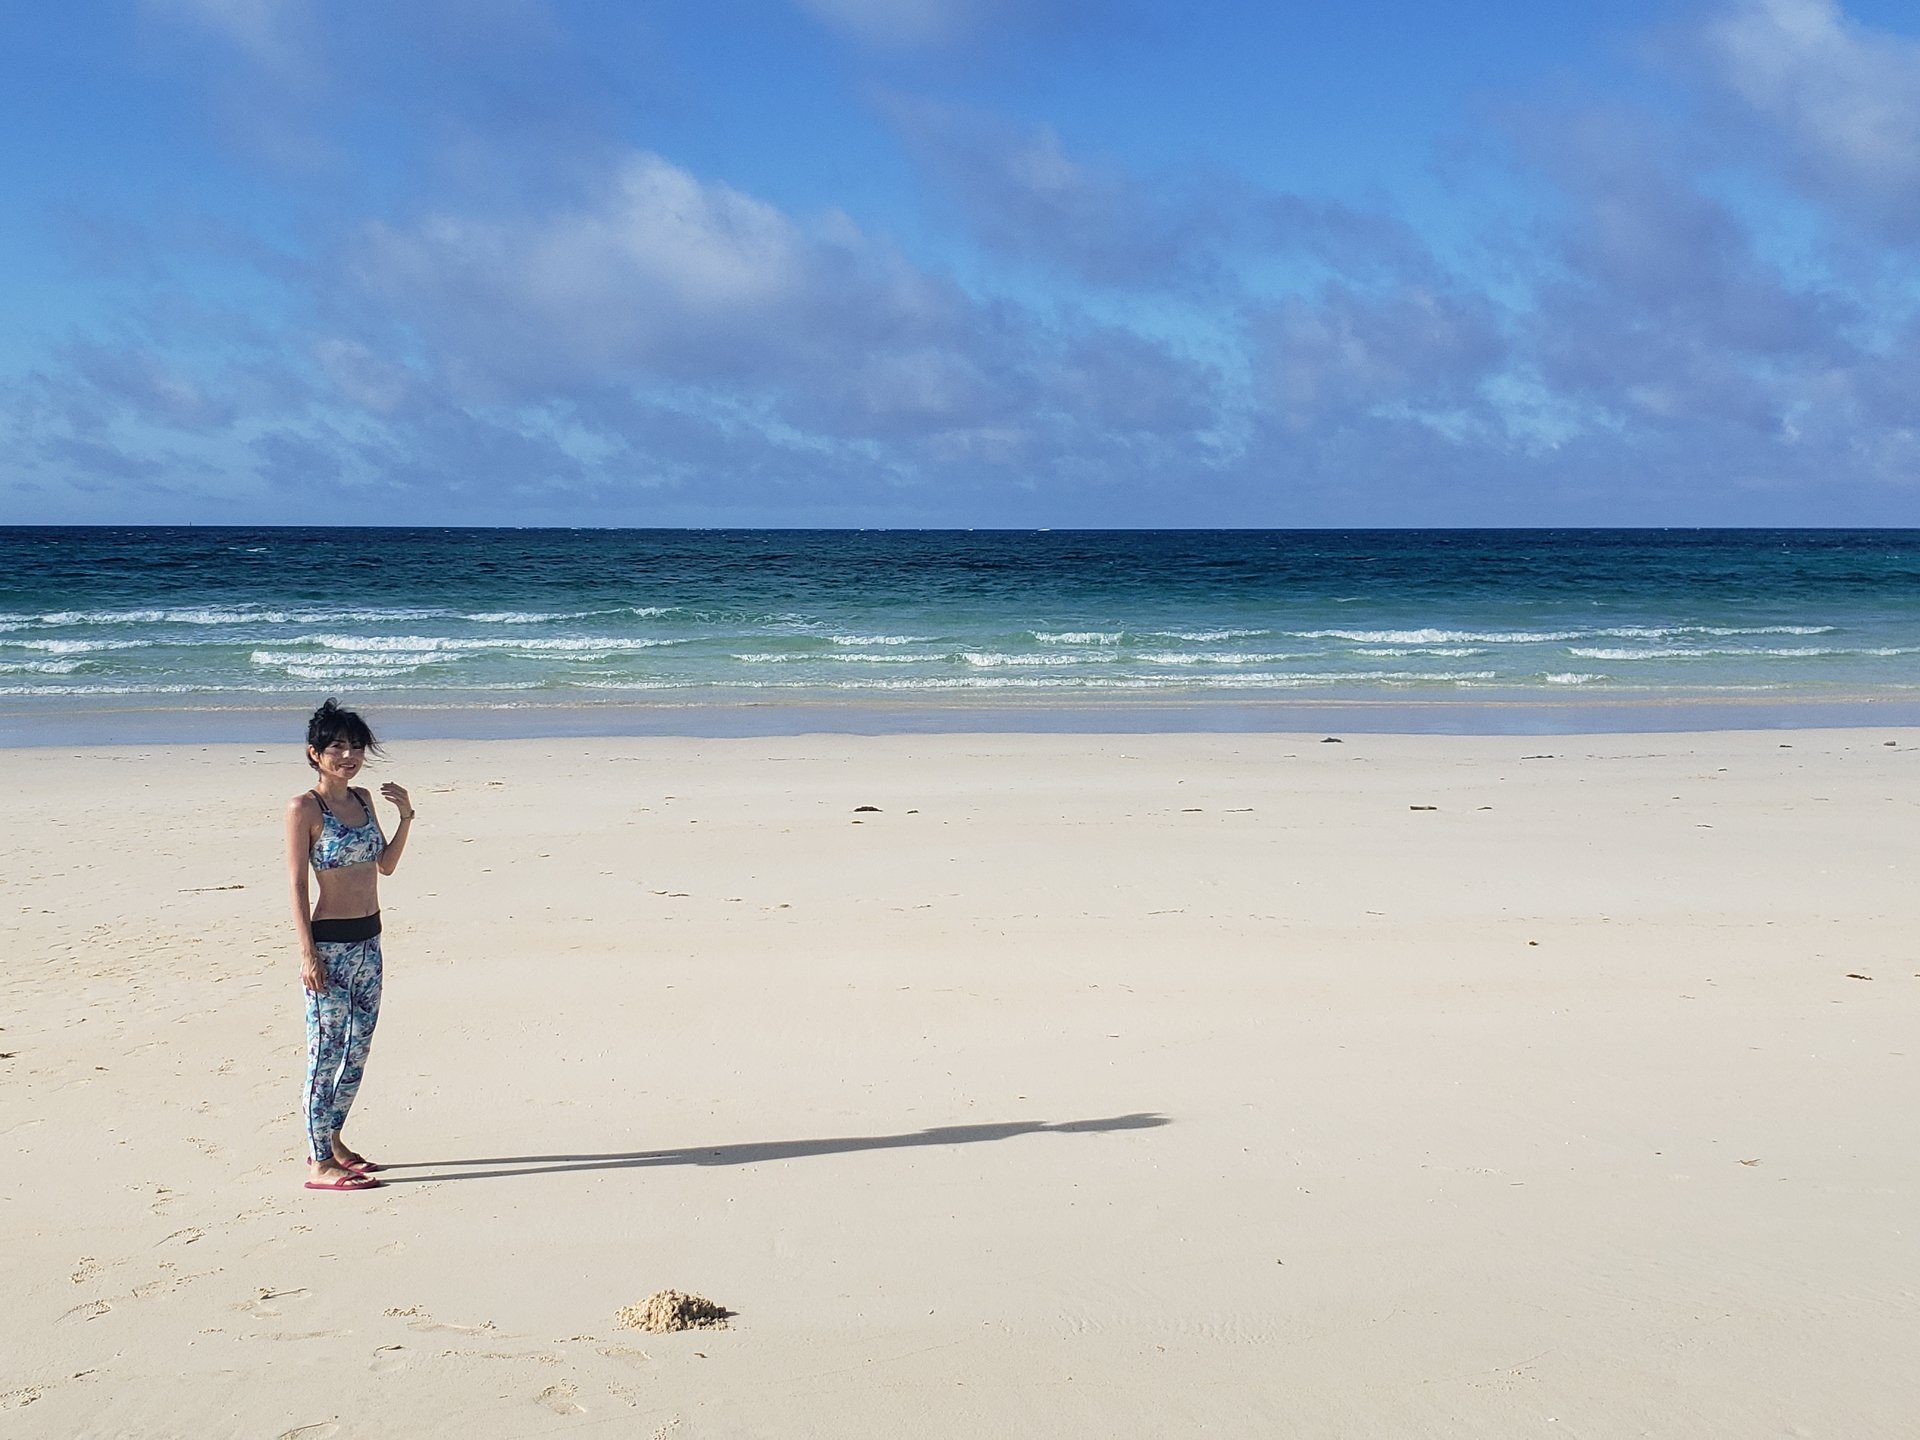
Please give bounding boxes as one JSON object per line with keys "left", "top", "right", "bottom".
{"left": 56, "top": 1299, "right": 112, "bottom": 1325}
{"left": 69, "top": 1255, "right": 105, "bottom": 1285}
{"left": 0, "top": 1386, "right": 43, "bottom": 1411}
{"left": 452, "top": 1349, "right": 561, "bottom": 1364}
{"left": 598, "top": 1344, "right": 652, "bottom": 1367}
{"left": 369, "top": 1344, "right": 408, "bottom": 1374}
{"left": 276, "top": 1423, "right": 340, "bottom": 1439}
{"left": 536, "top": 1382, "right": 585, "bottom": 1415}
{"left": 401, "top": 1312, "right": 497, "bottom": 1336}
{"left": 262, "top": 1330, "right": 352, "bottom": 1342}
{"left": 234, "top": 1286, "right": 308, "bottom": 1318}
{"left": 130, "top": 1264, "right": 221, "bottom": 1300}
{"left": 156, "top": 1225, "right": 204, "bottom": 1247}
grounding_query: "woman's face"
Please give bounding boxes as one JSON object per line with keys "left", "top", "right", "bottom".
{"left": 310, "top": 740, "right": 365, "bottom": 782}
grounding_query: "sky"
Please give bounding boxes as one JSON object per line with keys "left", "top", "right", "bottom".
{"left": 6, "top": 0, "right": 1920, "bottom": 528}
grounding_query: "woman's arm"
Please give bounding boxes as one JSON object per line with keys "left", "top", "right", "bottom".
{"left": 285, "top": 795, "right": 325, "bottom": 993}
{"left": 374, "top": 783, "right": 414, "bottom": 875}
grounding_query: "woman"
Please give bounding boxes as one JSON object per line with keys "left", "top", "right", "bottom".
{"left": 285, "top": 699, "right": 414, "bottom": 1192}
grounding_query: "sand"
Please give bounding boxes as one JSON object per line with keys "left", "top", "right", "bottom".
{"left": 4, "top": 727, "right": 1920, "bottom": 1436}
{"left": 617, "top": 1292, "right": 730, "bottom": 1334}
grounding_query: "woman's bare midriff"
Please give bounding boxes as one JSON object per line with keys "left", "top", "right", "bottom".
{"left": 311, "top": 861, "right": 380, "bottom": 921}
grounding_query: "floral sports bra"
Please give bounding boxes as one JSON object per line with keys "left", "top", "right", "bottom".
{"left": 310, "top": 789, "right": 385, "bottom": 871}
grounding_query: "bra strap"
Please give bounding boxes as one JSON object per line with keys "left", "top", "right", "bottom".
{"left": 311, "top": 789, "right": 333, "bottom": 819}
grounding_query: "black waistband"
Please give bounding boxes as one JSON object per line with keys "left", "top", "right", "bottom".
{"left": 310, "top": 911, "right": 381, "bottom": 944}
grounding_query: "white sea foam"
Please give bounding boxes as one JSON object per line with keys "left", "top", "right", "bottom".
{"left": 1544, "top": 672, "right": 1604, "bottom": 685}
{"left": 36, "top": 606, "right": 457, "bottom": 627}
{"left": 1031, "top": 631, "right": 1122, "bottom": 644}
{"left": 1593, "top": 624, "right": 1838, "bottom": 638}
{"left": 10, "top": 638, "right": 150, "bottom": 654}
{"left": 0, "top": 682, "right": 214, "bottom": 695}
{"left": 477, "top": 636, "right": 677, "bottom": 653}
{"left": 961, "top": 651, "right": 1109, "bottom": 667}
{"left": 796, "top": 668, "right": 1505, "bottom": 691}
{"left": 815, "top": 651, "right": 945, "bottom": 663}
{"left": 1351, "top": 646, "right": 1491, "bottom": 658}
{"left": 1156, "top": 628, "right": 1269, "bottom": 642}
{"left": 729, "top": 651, "right": 941, "bottom": 664}
{"left": 251, "top": 649, "right": 451, "bottom": 669}
{"left": 1296, "top": 628, "right": 1583, "bottom": 645}
{"left": 285, "top": 633, "right": 676, "bottom": 654}
{"left": 1135, "top": 651, "right": 1310, "bottom": 665}
{"left": 1568, "top": 648, "right": 1694, "bottom": 661}
{"left": 826, "top": 633, "right": 929, "bottom": 646}
{"left": 277, "top": 663, "right": 439, "bottom": 681}
{"left": 0, "top": 678, "right": 554, "bottom": 697}
{"left": 461, "top": 607, "right": 654, "bottom": 624}
{"left": 0, "top": 659, "right": 85, "bottom": 674}
{"left": 1567, "top": 645, "right": 1899, "bottom": 661}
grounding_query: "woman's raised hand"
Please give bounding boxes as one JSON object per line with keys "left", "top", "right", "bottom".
{"left": 381, "top": 782, "right": 414, "bottom": 821}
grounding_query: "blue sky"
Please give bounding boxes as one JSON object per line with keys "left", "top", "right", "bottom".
{"left": 6, "top": 0, "right": 1920, "bottom": 526}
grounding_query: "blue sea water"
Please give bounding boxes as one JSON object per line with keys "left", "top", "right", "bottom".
{"left": 4, "top": 528, "right": 1920, "bottom": 735}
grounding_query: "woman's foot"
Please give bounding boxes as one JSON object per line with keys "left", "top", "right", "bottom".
{"left": 331, "top": 1137, "right": 381, "bottom": 1174}
{"left": 306, "top": 1159, "right": 380, "bottom": 1191}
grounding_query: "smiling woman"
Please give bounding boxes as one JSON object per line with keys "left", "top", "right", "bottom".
{"left": 284, "top": 697, "right": 416, "bottom": 1193}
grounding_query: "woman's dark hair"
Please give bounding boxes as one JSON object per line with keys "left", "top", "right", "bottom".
{"left": 305, "top": 698, "right": 381, "bottom": 769}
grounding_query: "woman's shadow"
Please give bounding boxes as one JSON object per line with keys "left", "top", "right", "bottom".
{"left": 378, "top": 1112, "right": 1169, "bottom": 1184}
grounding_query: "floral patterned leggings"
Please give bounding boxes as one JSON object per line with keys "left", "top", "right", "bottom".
{"left": 303, "top": 936, "right": 383, "bottom": 1163}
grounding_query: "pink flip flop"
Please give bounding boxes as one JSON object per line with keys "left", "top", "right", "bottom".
{"left": 342, "top": 1158, "right": 384, "bottom": 1174}
{"left": 305, "top": 1172, "right": 382, "bottom": 1192}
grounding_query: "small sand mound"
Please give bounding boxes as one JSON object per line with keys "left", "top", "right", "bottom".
{"left": 616, "top": 1290, "right": 730, "bottom": 1333}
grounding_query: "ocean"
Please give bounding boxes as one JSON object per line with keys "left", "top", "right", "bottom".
{"left": 5, "top": 527, "right": 1920, "bottom": 738}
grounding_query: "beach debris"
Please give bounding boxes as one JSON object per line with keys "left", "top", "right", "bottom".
{"left": 617, "top": 1290, "right": 730, "bottom": 1334}
{"left": 854, "top": 805, "right": 881, "bottom": 812}
{"left": 1738, "top": 1158, "right": 1761, "bottom": 1166}
{"left": 1521, "top": 754, "right": 1555, "bottom": 760}
{"left": 1409, "top": 805, "right": 1438, "bottom": 811}
{"left": 179, "top": 884, "right": 245, "bottom": 893}
{"left": 1320, "top": 737, "right": 1342, "bottom": 743}
{"left": 1528, "top": 941, "right": 1539, "bottom": 947}
{"left": 1846, "top": 973, "right": 1873, "bottom": 981}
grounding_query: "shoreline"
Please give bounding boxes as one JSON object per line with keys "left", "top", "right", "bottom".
{"left": 8, "top": 685, "right": 1920, "bottom": 745}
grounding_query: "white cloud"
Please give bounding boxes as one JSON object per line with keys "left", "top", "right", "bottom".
{"left": 346, "top": 151, "right": 1052, "bottom": 442}
{"left": 351, "top": 154, "right": 824, "bottom": 389}
{"left": 1258, "top": 285, "right": 1505, "bottom": 434}
{"left": 1702, "top": 0, "right": 1920, "bottom": 232}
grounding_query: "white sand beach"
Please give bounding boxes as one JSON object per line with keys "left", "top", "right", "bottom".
{"left": 5, "top": 728, "right": 1920, "bottom": 1436}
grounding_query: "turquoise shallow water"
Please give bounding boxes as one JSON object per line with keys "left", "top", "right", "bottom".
{"left": 4, "top": 528, "right": 1920, "bottom": 735}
